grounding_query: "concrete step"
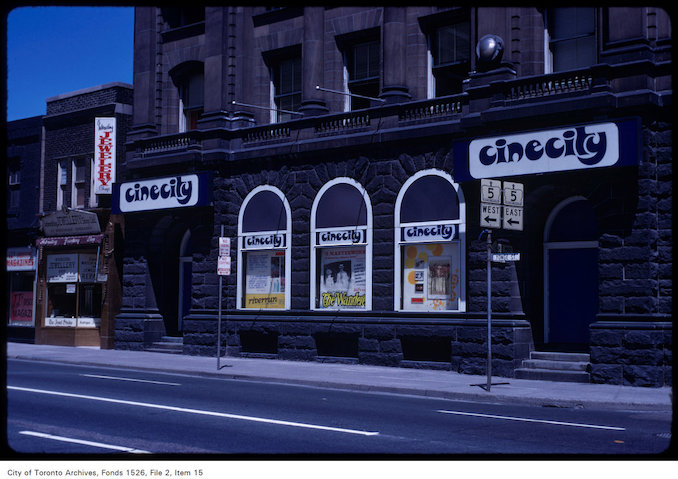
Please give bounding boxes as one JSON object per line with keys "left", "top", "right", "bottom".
{"left": 530, "top": 351, "right": 590, "bottom": 362}
{"left": 146, "top": 336, "right": 183, "bottom": 354}
{"left": 522, "top": 359, "right": 589, "bottom": 371}
{"left": 514, "top": 368, "right": 591, "bottom": 383}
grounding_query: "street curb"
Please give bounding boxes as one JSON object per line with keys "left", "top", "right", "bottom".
{"left": 8, "top": 353, "right": 673, "bottom": 412}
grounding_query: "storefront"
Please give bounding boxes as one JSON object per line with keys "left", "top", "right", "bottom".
{"left": 6, "top": 247, "right": 38, "bottom": 342}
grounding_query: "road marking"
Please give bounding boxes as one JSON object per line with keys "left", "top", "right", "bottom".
{"left": 81, "top": 374, "right": 181, "bottom": 386}
{"left": 437, "top": 410, "right": 626, "bottom": 431}
{"left": 9, "top": 386, "right": 379, "bottom": 437}
{"left": 19, "top": 430, "right": 150, "bottom": 453}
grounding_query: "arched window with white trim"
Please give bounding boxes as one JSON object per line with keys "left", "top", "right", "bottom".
{"left": 237, "top": 186, "right": 291, "bottom": 310}
{"left": 394, "top": 169, "right": 466, "bottom": 312}
{"left": 311, "top": 178, "right": 372, "bottom": 311}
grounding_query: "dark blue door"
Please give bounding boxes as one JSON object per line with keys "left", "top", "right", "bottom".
{"left": 547, "top": 247, "right": 598, "bottom": 344}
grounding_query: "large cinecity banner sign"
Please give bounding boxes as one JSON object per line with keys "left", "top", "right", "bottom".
{"left": 94, "top": 117, "right": 116, "bottom": 194}
{"left": 452, "top": 118, "right": 640, "bottom": 181}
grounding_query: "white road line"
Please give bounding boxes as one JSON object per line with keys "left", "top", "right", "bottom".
{"left": 8, "top": 386, "right": 379, "bottom": 437}
{"left": 19, "top": 431, "right": 150, "bottom": 453}
{"left": 81, "top": 374, "right": 181, "bottom": 386}
{"left": 437, "top": 409, "right": 626, "bottom": 431}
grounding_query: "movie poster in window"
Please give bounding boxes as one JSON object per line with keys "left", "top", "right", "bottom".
{"left": 319, "top": 246, "right": 366, "bottom": 309}
{"left": 244, "top": 250, "right": 285, "bottom": 309}
{"left": 402, "top": 243, "right": 460, "bottom": 311}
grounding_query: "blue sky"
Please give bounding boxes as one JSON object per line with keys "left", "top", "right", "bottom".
{"left": 6, "top": 6, "right": 134, "bottom": 121}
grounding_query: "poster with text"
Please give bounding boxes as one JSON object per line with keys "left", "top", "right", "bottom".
{"left": 244, "top": 250, "right": 285, "bottom": 309}
{"left": 319, "top": 246, "right": 366, "bottom": 309}
{"left": 402, "top": 243, "right": 460, "bottom": 311}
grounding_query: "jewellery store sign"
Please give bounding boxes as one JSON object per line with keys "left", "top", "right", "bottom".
{"left": 453, "top": 118, "right": 639, "bottom": 181}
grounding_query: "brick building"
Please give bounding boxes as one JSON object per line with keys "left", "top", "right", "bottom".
{"left": 114, "top": 7, "right": 671, "bottom": 386}
{"left": 6, "top": 116, "right": 43, "bottom": 343}
{"left": 34, "top": 82, "right": 132, "bottom": 348}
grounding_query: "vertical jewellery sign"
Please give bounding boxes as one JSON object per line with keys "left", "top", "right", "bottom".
{"left": 94, "top": 117, "right": 116, "bottom": 195}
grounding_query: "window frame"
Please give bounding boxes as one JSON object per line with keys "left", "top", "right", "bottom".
{"left": 237, "top": 185, "right": 292, "bottom": 311}
{"left": 394, "top": 169, "right": 466, "bottom": 313}
{"left": 310, "top": 177, "right": 373, "bottom": 311}
{"left": 544, "top": 7, "right": 598, "bottom": 73}
{"left": 270, "top": 55, "right": 302, "bottom": 123}
{"left": 343, "top": 37, "right": 381, "bottom": 111}
{"left": 427, "top": 21, "right": 471, "bottom": 98}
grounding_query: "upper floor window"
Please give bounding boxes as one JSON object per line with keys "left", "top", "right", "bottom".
{"left": 57, "top": 160, "right": 68, "bottom": 210}
{"left": 171, "top": 63, "right": 204, "bottom": 132}
{"left": 71, "top": 158, "right": 87, "bottom": 209}
{"left": 8, "top": 161, "right": 20, "bottom": 209}
{"left": 545, "top": 8, "right": 597, "bottom": 72}
{"left": 271, "top": 56, "right": 301, "bottom": 123}
{"left": 429, "top": 21, "right": 470, "bottom": 97}
{"left": 345, "top": 39, "right": 380, "bottom": 110}
{"left": 162, "top": 8, "right": 205, "bottom": 29}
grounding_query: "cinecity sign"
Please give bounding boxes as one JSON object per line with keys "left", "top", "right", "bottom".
{"left": 453, "top": 119, "right": 639, "bottom": 181}
{"left": 113, "top": 172, "right": 212, "bottom": 213}
{"left": 94, "top": 118, "right": 116, "bottom": 194}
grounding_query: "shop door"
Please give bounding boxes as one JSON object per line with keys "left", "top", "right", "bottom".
{"left": 543, "top": 198, "right": 598, "bottom": 347}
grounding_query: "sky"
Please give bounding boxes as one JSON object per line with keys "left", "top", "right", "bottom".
{"left": 6, "top": 6, "right": 134, "bottom": 121}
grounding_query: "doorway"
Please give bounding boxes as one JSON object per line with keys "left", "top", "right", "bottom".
{"left": 543, "top": 197, "right": 598, "bottom": 348}
{"left": 177, "top": 230, "right": 192, "bottom": 334}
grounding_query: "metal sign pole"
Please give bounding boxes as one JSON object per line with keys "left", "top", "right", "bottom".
{"left": 486, "top": 229, "right": 492, "bottom": 392}
{"left": 217, "top": 224, "right": 224, "bottom": 370}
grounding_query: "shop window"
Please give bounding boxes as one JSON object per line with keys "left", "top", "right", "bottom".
{"left": 311, "top": 178, "right": 372, "bottom": 311}
{"left": 429, "top": 21, "right": 470, "bottom": 97}
{"left": 271, "top": 55, "right": 302, "bottom": 123}
{"left": 345, "top": 39, "right": 380, "bottom": 110}
{"left": 237, "top": 186, "right": 291, "bottom": 310}
{"left": 545, "top": 8, "right": 597, "bottom": 73}
{"left": 45, "top": 253, "right": 103, "bottom": 328}
{"left": 394, "top": 170, "right": 465, "bottom": 312}
{"left": 8, "top": 272, "right": 35, "bottom": 327}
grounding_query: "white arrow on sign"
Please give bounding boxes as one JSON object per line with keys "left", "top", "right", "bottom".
{"left": 503, "top": 206, "right": 524, "bottom": 231}
{"left": 480, "top": 203, "right": 502, "bottom": 229}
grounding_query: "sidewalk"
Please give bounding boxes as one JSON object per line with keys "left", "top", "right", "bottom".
{"left": 6, "top": 342, "right": 673, "bottom": 412}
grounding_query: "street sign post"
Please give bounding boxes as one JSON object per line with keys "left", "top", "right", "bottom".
{"left": 217, "top": 229, "right": 231, "bottom": 370}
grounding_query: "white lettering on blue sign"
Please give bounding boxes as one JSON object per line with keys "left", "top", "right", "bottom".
{"left": 469, "top": 122, "right": 619, "bottom": 179}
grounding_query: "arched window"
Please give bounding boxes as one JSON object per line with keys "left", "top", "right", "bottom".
{"left": 394, "top": 169, "right": 465, "bottom": 312}
{"left": 237, "top": 186, "right": 291, "bottom": 310}
{"left": 311, "top": 178, "right": 372, "bottom": 311}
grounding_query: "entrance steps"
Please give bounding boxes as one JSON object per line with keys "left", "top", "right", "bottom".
{"left": 515, "top": 351, "right": 590, "bottom": 383}
{"left": 146, "top": 336, "right": 183, "bottom": 354}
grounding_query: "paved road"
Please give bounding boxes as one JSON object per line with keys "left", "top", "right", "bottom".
{"left": 6, "top": 359, "right": 672, "bottom": 455}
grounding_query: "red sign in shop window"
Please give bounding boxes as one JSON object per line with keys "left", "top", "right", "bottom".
{"left": 10, "top": 291, "right": 33, "bottom": 324}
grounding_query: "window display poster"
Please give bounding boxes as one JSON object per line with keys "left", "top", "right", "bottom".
{"left": 46, "top": 254, "right": 78, "bottom": 283}
{"left": 78, "top": 254, "right": 98, "bottom": 282}
{"left": 244, "top": 250, "right": 285, "bottom": 309}
{"left": 402, "top": 243, "right": 460, "bottom": 311}
{"left": 319, "top": 246, "right": 366, "bottom": 309}
{"left": 10, "top": 291, "right": 33, "bottom": 325}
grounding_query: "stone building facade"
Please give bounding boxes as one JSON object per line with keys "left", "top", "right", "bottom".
{"left": 114, "top": 7, "right": 671, "bottom": 386}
